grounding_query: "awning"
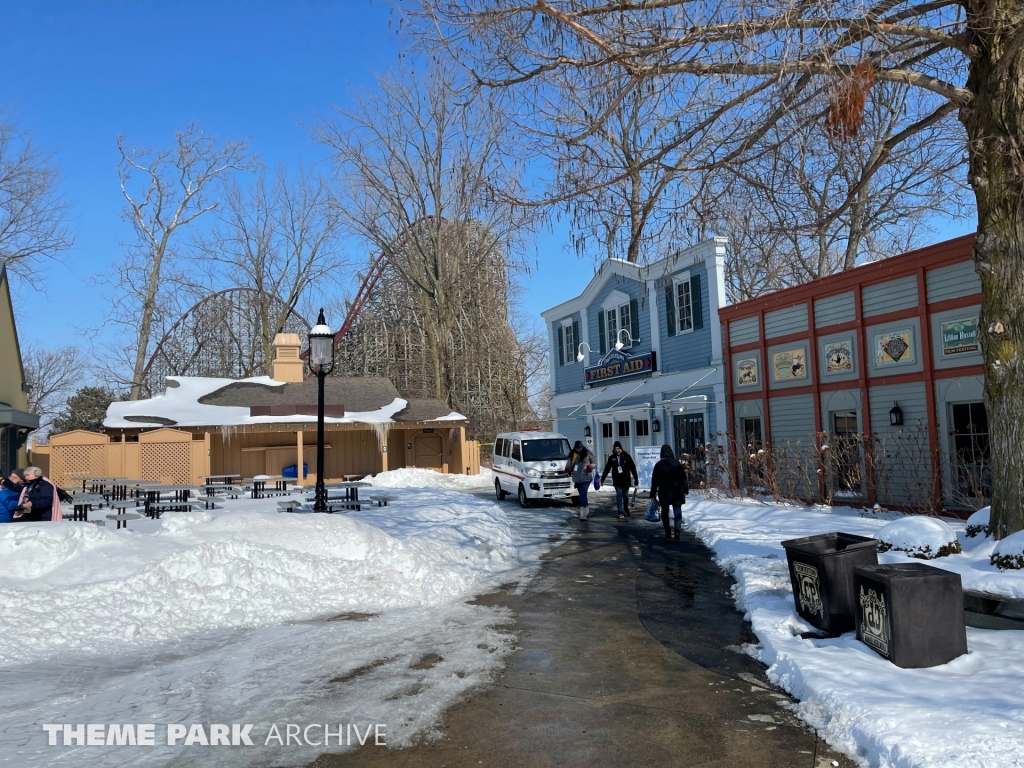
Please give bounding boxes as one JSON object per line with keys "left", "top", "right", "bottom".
{"left": 0, "top": 407, "right": 40, "bottom": 430}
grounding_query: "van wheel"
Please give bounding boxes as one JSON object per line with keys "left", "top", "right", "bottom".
{"left": 518, "top": 484, "right": 531, "bottom": 508}
{"left": 495, "top": 479, "right": 507, "bottom": 501}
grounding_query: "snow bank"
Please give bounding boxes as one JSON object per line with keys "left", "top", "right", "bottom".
{"left": 992, "top": 530, "right": 1024, "bottom": 571}
{"left": 681, "top": 497, "right": 1024, "bottom": 768}
{"left": 370, "top": 466, "right": 494, "bottom": 490}
{"left": 876, "top": 517, "right": 961, "bottom": 559}
{"left": 0, "top": 485, "right": 512, "bottom": 667}
{"left": 0, "top": 485, "right": 570, "bottom": 767}
{"left": 965, "top": 506, "right": 991, "bottom": 539}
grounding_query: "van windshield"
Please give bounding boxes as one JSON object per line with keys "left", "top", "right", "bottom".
{"left": 522, "top": 439, "right": 572, "bottom": 462}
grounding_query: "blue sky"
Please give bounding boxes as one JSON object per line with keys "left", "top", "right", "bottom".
{"left": 0, "top": 0, "right": 585, "bottom": 352}
{"left": 0, "top": 0, "right": 974, "bottom": 357}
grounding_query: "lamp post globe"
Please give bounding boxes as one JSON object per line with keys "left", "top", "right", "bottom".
{"left": 308, "top": 308, "right": 335, "bottom": 513}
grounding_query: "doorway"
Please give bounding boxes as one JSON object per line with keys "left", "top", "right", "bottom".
{"left": 414, "top": 435, "right": 443, "bottom": 470}
{"left": 830, "top": 411, "right": 862, "bottom": 496}
{"left": 674, "top": 414, "right": 706, "bottom": 482}
{"left": 949, "top": 401, "right": 990, "bottom": 501}
{"left": 741, "top": 417, "right": 763, "bottom": 486}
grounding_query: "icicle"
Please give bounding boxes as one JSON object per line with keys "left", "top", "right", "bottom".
{"left": 220, "top": 424, "right": 238, "bottom": 444}
{"left": 370, "top": 421, "right": 392, "bottom": 453}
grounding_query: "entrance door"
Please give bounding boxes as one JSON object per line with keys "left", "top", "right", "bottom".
{"left": 414, "top": 435, "right": 443, "bottom": 470}
{"left": 741, "top": 417, "right": 763, "bottom": 486}
{"left": 950, "top": 401, "right": 990, "bottom": 501}
{"left": 831, "top": 411, "right": 862, "bottom": 495}
{"left": 674, "top": 414, "right": 705, "bottom": 481}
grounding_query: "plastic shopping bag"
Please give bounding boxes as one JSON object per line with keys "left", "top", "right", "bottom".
{"left": 593, "top": 475, "right": 601, "bottom": 490}
{"left": 644, "top": 499, "right": 660, "bottom": 522}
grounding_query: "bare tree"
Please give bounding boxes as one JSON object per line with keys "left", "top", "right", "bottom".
{"left": 312, "top": 64, "right": 536, "bottom": 407}
{"left": 413, "top": 0, "right": 1024, "bottom": 538}
{"left": 0, "top": 109, "right": 73, "bottom": 276}
{"left": 112, "top": 124, "right": 251, "bottom": 400}
{"left": 193, "top": 166, "right": 346, "bottom": 372}
{"left": 21, "top": 344, "right": 87, "bottom": 436}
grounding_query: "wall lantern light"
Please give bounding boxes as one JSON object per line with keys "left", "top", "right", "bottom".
{"left": 652, "top": 418, "right": 661, "bottom": 433}
{"left": 889, "top": 401, "right": 903, "bottom": 427}
{"left": 583, "top": 425, "right": 592, "bottom": 438}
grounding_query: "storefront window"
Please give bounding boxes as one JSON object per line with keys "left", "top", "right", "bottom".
{"left": 950, "top": 401, "right": 990, "bottom": 502}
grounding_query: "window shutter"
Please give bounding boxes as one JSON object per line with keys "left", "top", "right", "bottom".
{"left": 598, "top": 310, "right": 606, "bottom": 354}
{"left": 664, "top": 285, "right": 676, "bottom": 337}
{"left": 691, "top": 274, "right": 704, "bottom": 329}
{"left": 572, "top": 320, "right": 580, "bottom": 360}
{"left": 557, "top": 325, "right": 564, "bottom": 366}
{"left": 629, "top": 298, "right": 640, "bottom": 342}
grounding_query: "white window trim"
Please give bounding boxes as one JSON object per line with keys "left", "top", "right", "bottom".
{"left": 560, "top": 317, "right": 577, "bottom": 366}
{"left": 672, "top": 271, "right": 695, "bottom": 336}
{"left": 601, "top": 291, "right": 640, "bottom": 349}
{"left": 600, "top": 289, "right": 630, "bottom": 311}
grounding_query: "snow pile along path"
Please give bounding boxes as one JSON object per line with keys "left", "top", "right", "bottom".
{"left": 682, "top": 497, "right": 1024, "bottom": 768}
{"left": 0, "top": 477, "right": 569, "bottom": 768}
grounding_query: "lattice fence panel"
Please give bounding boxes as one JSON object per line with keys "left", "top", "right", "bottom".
{"left": 52, "top": 445, "right": 107, "bottom": 488}
{"left": 140, "top": 441, "right": 192, "bottom": 484}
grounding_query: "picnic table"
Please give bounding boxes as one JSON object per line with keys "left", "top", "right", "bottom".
{"left": 106, "top": 511, "right": 142, "bottom": 530}
{"left": 367, "top": 494, "right": 397, "bottom": 507}
{"left": 244, "top": 476, "right": 291, "bottom": 499}
{"left": 69, "top": 493, "right": 106, "bottom": 521}
{"left": 78, "top": 477, "right": 131, "bottom": 500}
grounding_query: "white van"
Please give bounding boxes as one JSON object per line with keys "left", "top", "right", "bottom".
{"left": 492, "top": 431, "right": 575, "bottom": 507}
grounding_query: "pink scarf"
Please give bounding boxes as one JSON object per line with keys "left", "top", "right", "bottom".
{"left": 18, "top": 477, "right": 63, "bottom": 522}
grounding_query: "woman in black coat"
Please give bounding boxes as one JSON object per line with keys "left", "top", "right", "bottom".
{"left": 649, "top": 444, "right": 689, "bottom": 539}
{"left": 601, "top": 440, "right": 639, "bottom": 519}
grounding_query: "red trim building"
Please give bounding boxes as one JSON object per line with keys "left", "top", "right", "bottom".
{"left": 720, "top": 235, "right": 986, "bottom": 512}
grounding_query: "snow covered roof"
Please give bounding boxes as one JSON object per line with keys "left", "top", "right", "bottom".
{"left": 104, "top": 376, "right": 466, "bottom": 429}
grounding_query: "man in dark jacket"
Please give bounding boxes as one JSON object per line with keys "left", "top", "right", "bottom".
{"left": 649, "top": 444, "right": 689, "bottom": 539}
{"left": 601, "top": 441, "right": 639, "bottom": 519}
{"left": 13, "top": 467, "right": 55, "bottom": 522}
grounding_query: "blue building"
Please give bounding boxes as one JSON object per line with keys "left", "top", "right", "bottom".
{"left": 541, "top": 239, "right": 729, "bottom": 473}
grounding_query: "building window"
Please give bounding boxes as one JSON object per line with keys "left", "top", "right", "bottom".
{"left": 950, "top": 402, "right": 990, "bottom": 502}
{"left": 831, "top": 411, "right": 862, "bottom": 494}
{"left": 563, "top": 322, "right": 576, "bottom": 365}
{"left": 676, "top": 280, "right": 693, "bottom": 332}
{"left": 635, "top": 419, "right": 649, "bottom": 437}
{"left": 666, "top": 273, "right": 702, "bottom": 337}
{"left": 602, "top": 423, "right": 613, "bottom": 439}
{"left": 617, "top": 420, "right": 630, "bottom": 438}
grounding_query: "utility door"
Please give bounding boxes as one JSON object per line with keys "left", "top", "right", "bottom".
{"left": 414, "top": 435, "right": 443, "bottom": 471}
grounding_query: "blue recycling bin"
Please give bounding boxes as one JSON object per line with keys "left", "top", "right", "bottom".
{"left": 282, "top": 463, "right": 308, "bottom": 479}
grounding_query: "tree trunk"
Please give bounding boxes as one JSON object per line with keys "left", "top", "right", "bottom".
{"left": 962, "top": 0, "right": 1024, "bottom": 538}
{"left": 844, "top": 192, "right": 867, "bottom": 271}
{"left": 129, "top": 245, "right": 166, "bottom": 400}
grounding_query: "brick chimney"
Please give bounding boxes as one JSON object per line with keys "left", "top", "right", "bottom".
{"left": 271, "top": 333, "right": 304, "bottom": 383}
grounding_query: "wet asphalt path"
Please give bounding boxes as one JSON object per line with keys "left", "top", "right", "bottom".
{"left": 312, "top": 493, "right": 855, "bottom": 768}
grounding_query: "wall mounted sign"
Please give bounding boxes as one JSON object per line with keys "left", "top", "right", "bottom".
{"left": 874, "top": 329, "right": 915, "bottom": 366}
{"left": 772, "top": 348, "right": 807, "bottom": 381}
{"left": 584, "top": 348, "right": 656, "bottom": 385}
{"left": 737, "top": 358, "right": 759, "bottom": 387}
{"left": 940, "top": 316, "right": 980, "bottom": 357}
{"left": 823, "top": 339, "right": 854, "bottom": 375}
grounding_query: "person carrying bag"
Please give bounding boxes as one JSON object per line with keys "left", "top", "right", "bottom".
{"left": 649, "top": 444, "right": 689, "bottom": 540}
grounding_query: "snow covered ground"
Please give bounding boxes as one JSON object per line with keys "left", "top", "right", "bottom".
{"left": 681, "top": 495, "right": 1024, "bottom": 768}
{"left": 0, "top": 468, "right": 567, "bottom": 767}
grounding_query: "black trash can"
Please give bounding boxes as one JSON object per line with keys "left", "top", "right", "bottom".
{"left": 854, "top": 563, "right": 968, "bottom": 668}
{"left": 781, "top": 532, "right": 880, "bottom": 635}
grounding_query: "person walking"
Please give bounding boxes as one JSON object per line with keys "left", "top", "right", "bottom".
{"left": 12, "top": 467, "right": 62, "bottom": 522}
{"left": 649, "top": 444, "right": 689, "bottom": 540}
{"left": 0, "top": 469, "right": 25, "bottom": 523}
{"left": 601, "top": 441, "right": 639, "bottom": 519}
{"left": 567, "top": 440, "right": 596, "bottom": 520}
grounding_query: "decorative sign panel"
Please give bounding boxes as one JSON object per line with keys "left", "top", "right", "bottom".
{"left": 584, "top": 349, "right": 656, "bottom": 385}
{"left": 940, "top": 316, "right": 980, "bottom": 357}
{"left": 874, "top": 329, "right": 915, "bottom": 366}
{"left": 823, "top": 339, "right": 854, "bottom": 375}
{"left": 772, "top": 348, "right": 808, "bottom": 381}
{"left": 736, "top": 358, "right": 759, "bottom": 387}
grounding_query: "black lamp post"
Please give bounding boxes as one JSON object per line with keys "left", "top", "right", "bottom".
{"left": 308, "top": 308, "right": 335, "bottom": 513}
